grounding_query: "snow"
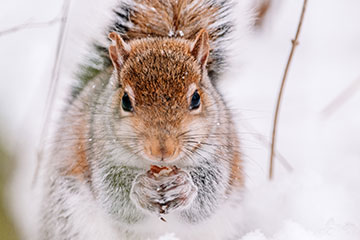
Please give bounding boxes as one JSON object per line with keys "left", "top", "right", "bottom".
{"left": 0, "top": 0, "right": 359, "bottom": 239}
{"left": 241, "top": 221, "right": 359, "bottom": 240}
{"left": 240, "top": 172, "right": 360, "bottom": 240}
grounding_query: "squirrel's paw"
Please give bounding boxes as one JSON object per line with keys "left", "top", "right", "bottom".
{"left": 130, "top": 170, "right": 197, "bottom": 215}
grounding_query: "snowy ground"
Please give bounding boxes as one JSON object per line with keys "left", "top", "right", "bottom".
{"left": 0, "top": 0, "right": 359, "bottom": 239}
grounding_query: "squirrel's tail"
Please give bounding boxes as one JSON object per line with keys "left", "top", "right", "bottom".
{"left": 65, "top": 0, "right": 252, "bottom": 100}
{"left": 111, "top": 0, "right": 236, "bottom": 81}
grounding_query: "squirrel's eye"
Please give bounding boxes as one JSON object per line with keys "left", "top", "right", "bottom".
{"left": 189, "top": 90, "right": 201, "bottom": 110}
{"left": 122, "top": 92, "right": 133, "bottom": 112}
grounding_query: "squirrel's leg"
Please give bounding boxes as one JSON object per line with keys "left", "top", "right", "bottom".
{"left": 180, "top": 164, "right": 228, "bottom": 223}
{"left": 39, "top": 176, "right": 120, "bottom": 240}
{"left": 95, "top": 165, "right": 147, "bottom": 224}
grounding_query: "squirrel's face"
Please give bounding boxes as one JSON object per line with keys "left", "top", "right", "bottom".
{"left": 108, "top": 31, "right": 217, "bottom": 164}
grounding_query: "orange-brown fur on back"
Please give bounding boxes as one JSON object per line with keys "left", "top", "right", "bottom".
{"left": 67, "top": 119, "right": 90, "bottom": 180}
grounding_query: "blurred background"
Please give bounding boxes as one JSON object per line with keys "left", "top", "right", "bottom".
{"left": 0, "top": 146, "right": 18, "bottom": 239}
{"left": 0, "top": 0, "right": 359, "bottom": 239}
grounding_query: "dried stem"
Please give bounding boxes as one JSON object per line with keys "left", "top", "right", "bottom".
{"left": 256, "top": 133, "right": 293, "bottom": 172}
{"left": 32, "top": 0, "right": 71, "bottom": 186}
{"left": 269, "top": 0, "right": 308, "bottom": 180}
{"left": 241, "top": 121, "right": 293, "bottom": 172}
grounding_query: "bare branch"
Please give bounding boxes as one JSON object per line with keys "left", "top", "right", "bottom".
{"left": 269, "top": 0, "right": 308, "bottom": 180}
{"left": 241, "top": 121, "right": 293, "bottom": 172}
{"left": 0, "top": 17, "right": 63, "bottom": 37}
{"left": 321, "top": 76, "right": 360, "bottom": 118}
{"left": 255, "top": 133, "right": 293, "bottom": 172}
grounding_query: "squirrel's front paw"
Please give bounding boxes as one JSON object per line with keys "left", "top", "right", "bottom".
{"left": 130, "top": 169, "right": 197, "bottom": 215}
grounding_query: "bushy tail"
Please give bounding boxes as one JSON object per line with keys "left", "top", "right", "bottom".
{"left": 111, "top": 0, "right": 235, "bottom": 81}
{"left": 67, "top": 0, "right": 253, "bottom": 102}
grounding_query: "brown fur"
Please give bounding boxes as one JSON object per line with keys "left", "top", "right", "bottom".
{"left": 123, "top": 0, "right": 223, "bottom": 71}
{"left": 121, "top": 38, "right": 201, "bottom": 125}
{"left": 227, "top": 150, "right": 244, "bottom": 193}
{"left": 119, "top": 38, "right": 203, "bottom": 161}
{"left": 67, "top": 121, "right": 90, "bottom": 180}
{"left": 68, "top": 142, "right": 89, "bottom": 180}
{"left": 126, "top": 0, "right": 219, "bottom": 40}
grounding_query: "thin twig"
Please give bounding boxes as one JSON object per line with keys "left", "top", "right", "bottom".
{"left": 0, "top": 17, "right": 63, "bottom": 37}
{"left": 241, "top": 121, "right": 293, "bottom": 172}
{"left": 255, "top": 133, "right": 293, "bottom": 172}
{"left": 32, "top": 0, "right": 71, "bottom": 187}
{"left": 321, "top": 76, "right": 360, "bottom": 118}
{"left": 269, "top": 0, "right": 308, "bottom": 180}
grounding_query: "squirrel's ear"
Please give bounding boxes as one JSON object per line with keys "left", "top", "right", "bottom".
{"left": 108, "top": 32, "right": 130, "bottom": 71}
{"left": 190, "top": 29, "right": 210, "bottom": 70}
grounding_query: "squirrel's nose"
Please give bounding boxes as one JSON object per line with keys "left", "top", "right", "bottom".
{"left": 145, "top": 137, "right": 178, "bottom": 161}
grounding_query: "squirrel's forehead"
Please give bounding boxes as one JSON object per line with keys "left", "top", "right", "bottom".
{"left": 121, "top": 50, "right": 201, "bottom": 97}
{"left": 123, "top": 78, "right": 196, "bottom": 108}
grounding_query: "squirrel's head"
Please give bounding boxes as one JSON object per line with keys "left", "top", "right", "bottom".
{"left": 108, "top": 30, "right": 221, "bottom": 164}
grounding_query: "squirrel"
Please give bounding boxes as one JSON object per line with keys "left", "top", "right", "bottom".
{"left": 39, "top": 0, "right": 246, "bottom": 239}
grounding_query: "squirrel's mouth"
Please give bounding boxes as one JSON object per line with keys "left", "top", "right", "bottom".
{"left": 142, "top": 149, "right": 182, "bottom": 164}
{"left": 139, "top": 145, "right": 192, "bottom": 166}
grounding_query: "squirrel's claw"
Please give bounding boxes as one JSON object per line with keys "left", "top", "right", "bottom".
{"left": 130, "top": 170, "right": 197, "bottom": 216}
